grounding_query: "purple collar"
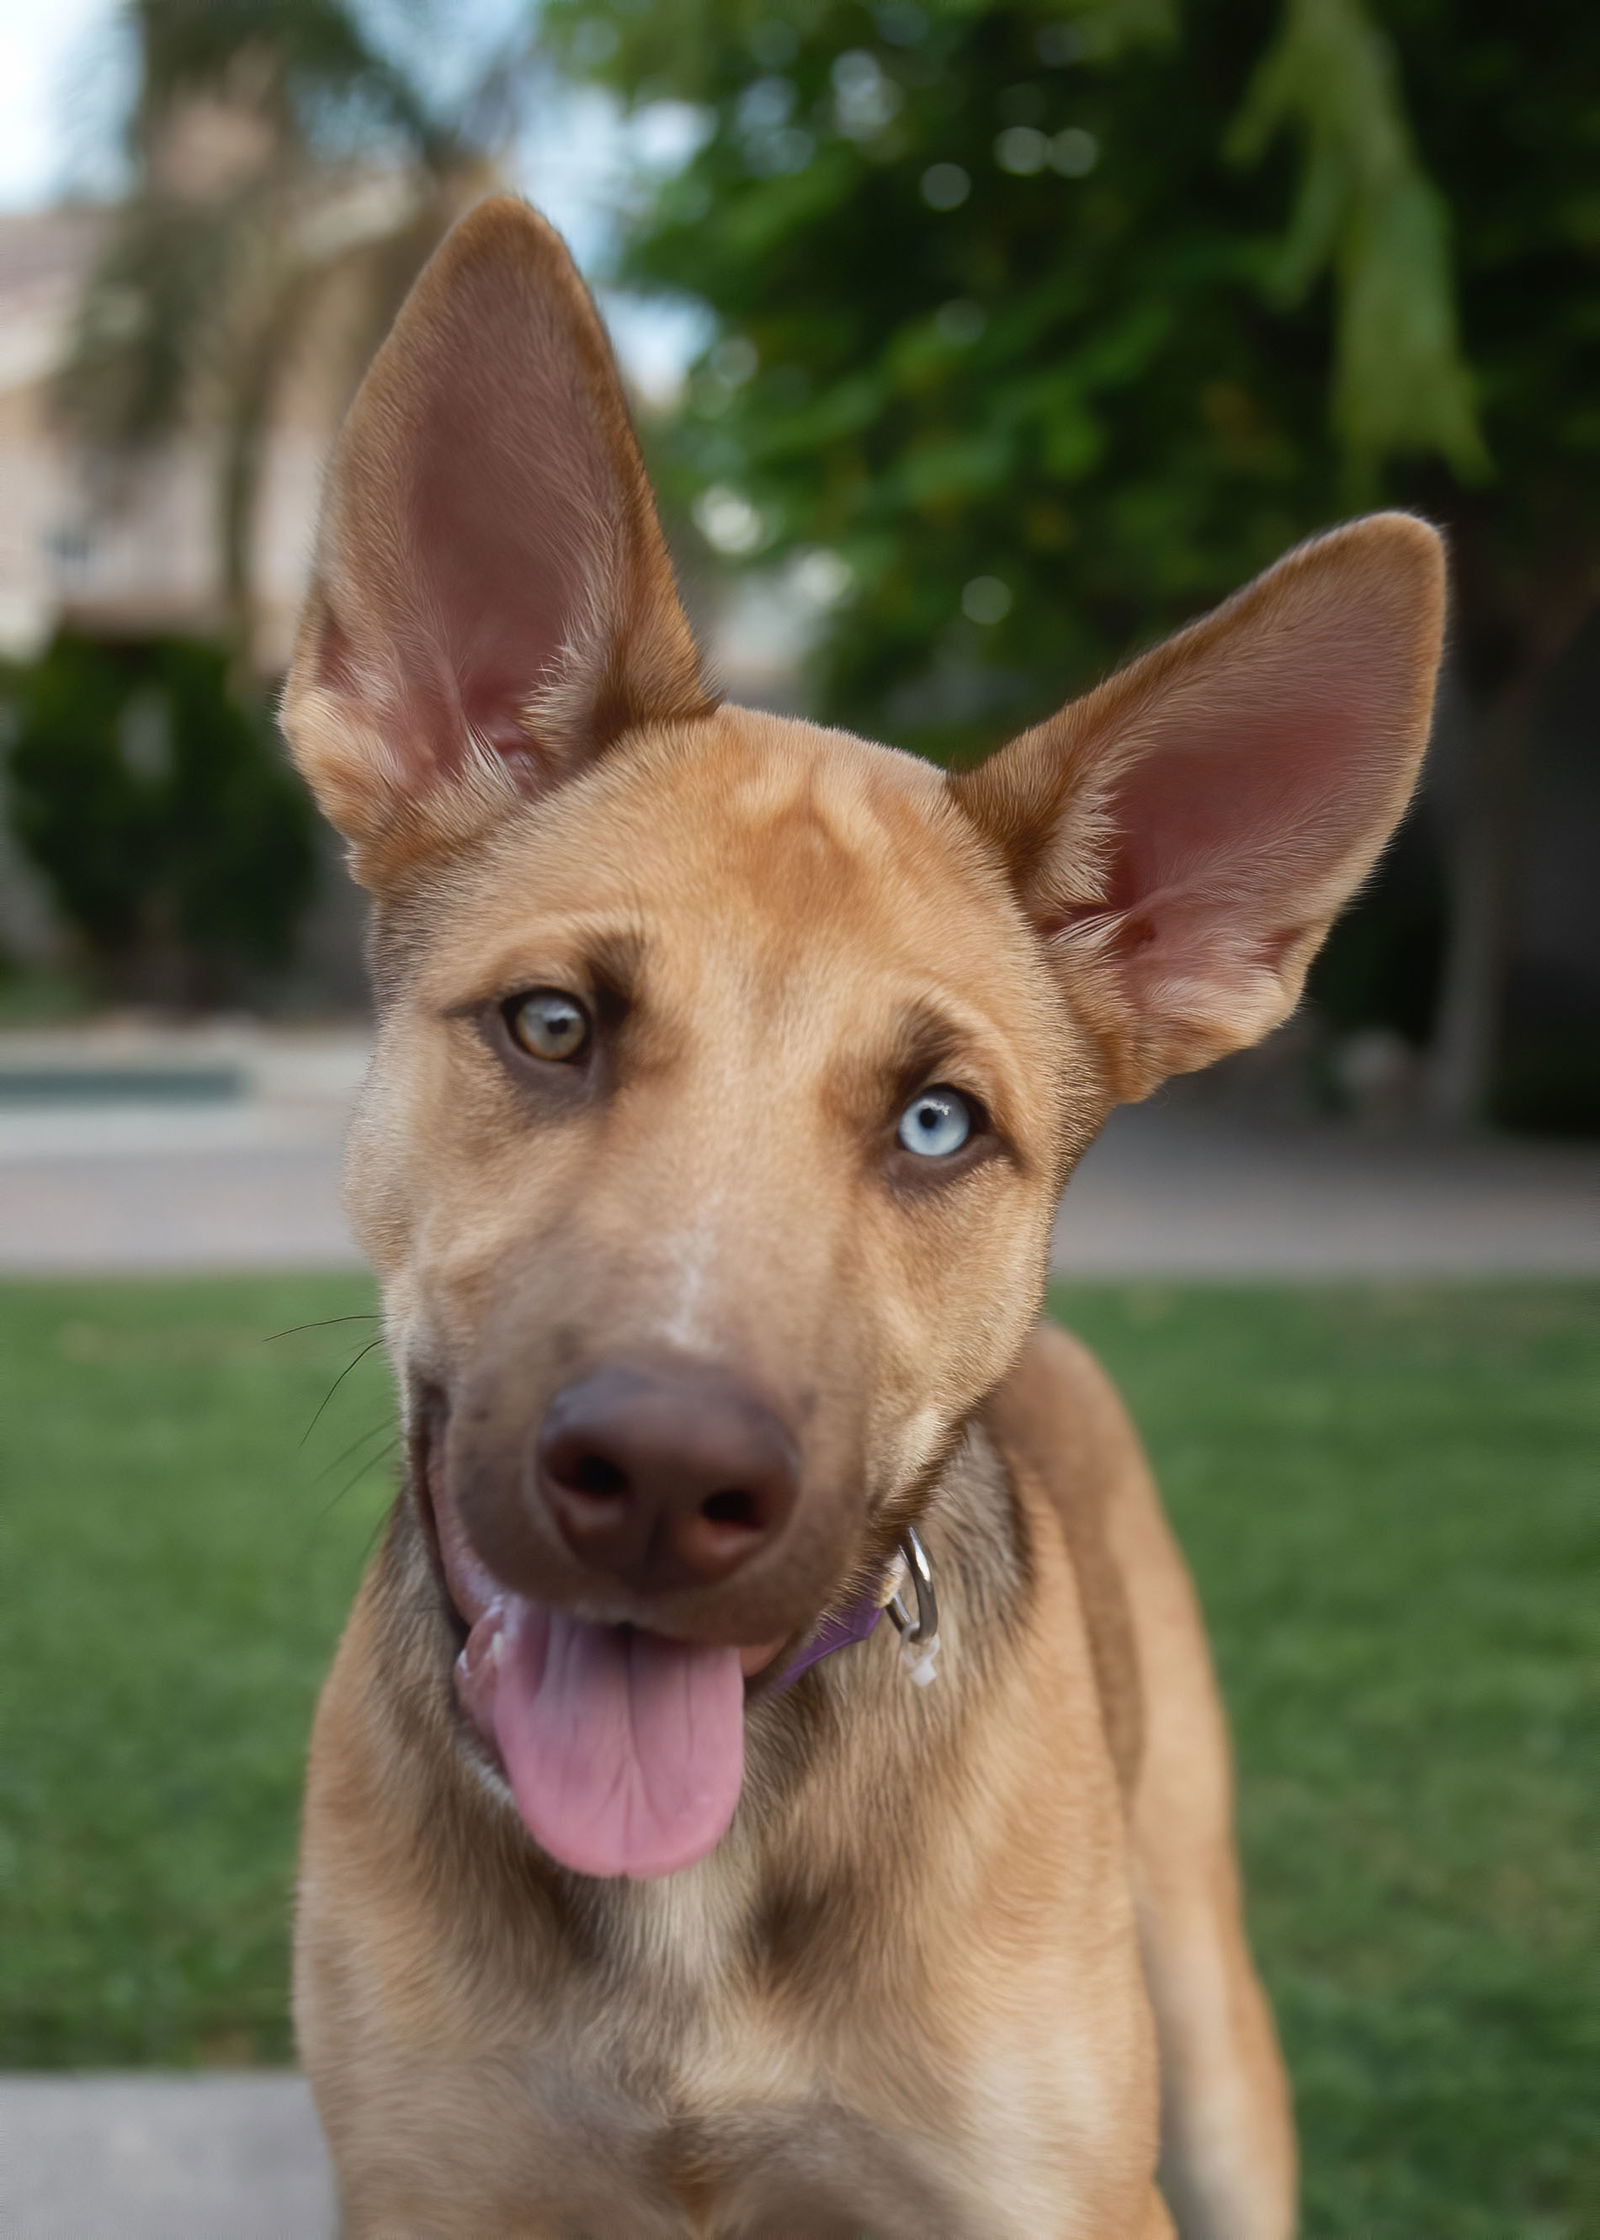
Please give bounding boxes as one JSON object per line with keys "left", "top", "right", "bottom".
{"left": 772, "top": 1590, "right": 884, "bottom": 1691}
{"left": 769, "top": 1527, "right": 938, "bottom": 1694}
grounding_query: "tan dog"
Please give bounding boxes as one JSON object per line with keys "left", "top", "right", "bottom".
{"left": 282, "top": 198, "right": 1444, "bottom": 2239}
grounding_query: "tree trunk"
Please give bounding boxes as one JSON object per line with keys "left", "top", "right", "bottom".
{"left": 219, "top": 255, "right": 318, "bottom": 680}
{"left": 1424, "top": 673, "right": 1534, "bottom": 1127}
{"left": 1425, "top": 597, "right": 1591, "bottom": 1126}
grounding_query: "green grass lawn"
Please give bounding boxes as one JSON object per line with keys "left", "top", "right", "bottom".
{"left": 2, "top": 1276, "right": 1596, "bottom": 2237}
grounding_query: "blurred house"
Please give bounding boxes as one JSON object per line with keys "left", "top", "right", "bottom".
{"left": 0, "top": 187, "right": 792, "bottom": 682}
{"left": 0, "top": 182, "right": 417, "bottom": 1002}
{"left": 0, "top": 206, "right": 110, "bottom": 660}
{"left": 0, "top": 179, "right": 423, "bottom": 673}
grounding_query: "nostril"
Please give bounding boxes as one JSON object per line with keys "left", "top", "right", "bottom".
{"left": 700, "top": 1487, "right": 760, "bottom": 1531}
{"left": 567, "top": 1452, "right": 629, "bottom": 1499}
{"left": 537, "top": 1361, "right": 798, "bottom": 1588}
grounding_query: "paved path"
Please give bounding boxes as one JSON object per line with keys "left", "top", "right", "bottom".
{"left": 3, "top": 1023, "right": 1599, "bottom": 1277}
{"left": 0, "top": 1137, "right": 351, "bottom": 1272}
{"left": 3, "top": 1092, "right": 1597, "bottom": 1280}
{"left": 1053, "top": 1101, "right": 1600, "bottom": 1279}
{"left": 0, "top": 1027, "right": 359, "bottom": 1275}
{"left": 0, "top": 2072, "right": 333, "bottom": 2239}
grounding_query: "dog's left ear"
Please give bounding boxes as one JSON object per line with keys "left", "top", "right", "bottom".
{"left": 953, "top": 514, "right": 1445, "bottom": 1100}
{"left": 281, "top": 196, "right": 713, "bottom": 882}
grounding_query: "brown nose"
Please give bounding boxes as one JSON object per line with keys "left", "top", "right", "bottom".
{"left": 536, "top": 1360, "right": 799, "bottom": 1592}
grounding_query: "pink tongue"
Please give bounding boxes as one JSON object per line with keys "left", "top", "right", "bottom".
{"left": 458, "top": 1599, "right": 746, "bottom": 1879}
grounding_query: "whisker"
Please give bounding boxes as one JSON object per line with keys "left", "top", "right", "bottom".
{"left": 354, "top": 1495, "right": 398, "bottom": 1569}
{"left": 265, "top": 1314, "right": 380, "bottom": 1345}
{"left": 320, "top": 1435, "right": 404, "bottom": 1520}
{"left": 312, "top": 1413, "right": 400, "bottom": 1486}
{"left": 300, "top": 1339, "right": 387, "bottom": 1449}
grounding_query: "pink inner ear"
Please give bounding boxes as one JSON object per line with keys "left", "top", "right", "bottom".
{"left": 405, "top": 346, "right": 614, "bottom": 770}
{"left": 303, "top": 206, "right": 707, "bottom": 809}
{"left": 956, "top": 514, "right": 1443, "bottom": 1093}
{"left": 1049, "top": 614, "right": 1421, "bottom": 998}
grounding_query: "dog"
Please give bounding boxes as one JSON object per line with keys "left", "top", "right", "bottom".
{"left": 281, "top": 196, "right": 1444, "bottom": 2238}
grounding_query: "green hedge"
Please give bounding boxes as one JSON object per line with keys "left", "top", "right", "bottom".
{"left": 4, "top": 631, "right": 314, "bottom": 1005}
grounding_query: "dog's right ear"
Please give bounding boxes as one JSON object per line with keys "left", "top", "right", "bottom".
{"left": 281, "top": 197, "right": 713, "bottom": 883}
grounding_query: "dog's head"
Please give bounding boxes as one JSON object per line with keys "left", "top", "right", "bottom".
{"left": 282, "top": 198, "right": 1444, "bottom": 1879}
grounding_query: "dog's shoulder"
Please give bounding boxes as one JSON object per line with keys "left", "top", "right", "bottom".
{"left": 981, "top": 1323, "right": 1147, "bottom": 1797}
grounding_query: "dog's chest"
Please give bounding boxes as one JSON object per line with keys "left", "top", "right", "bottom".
{"left": 475, "top": 1995, "right": 992, "bottom": 2239}
{"left": 443, "top": 1877, "right": 1074, "bottom": 2240}
{"left": 492, "top": 2042, "right": 973, "bottom": 2239}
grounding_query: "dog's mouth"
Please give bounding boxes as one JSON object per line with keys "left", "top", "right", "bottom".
{"left": 414, "top": 1394, "right": 785, "bottom": 1882}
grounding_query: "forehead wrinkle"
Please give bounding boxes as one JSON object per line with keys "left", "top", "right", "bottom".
{"left": 654, "top": 776, "right": 1022, "bottom": 1071}
{"left": 718, "top": 801, "right": 882, "bottom": 944}
{"left": 421, "top": 905, "right": 651, "bottom": 1007}
{"left": 653, "top": 906, "right": 1027, "bottom": 1140}
{"left": 862, "top": 986, "right": 1027, "bottom": 1137}
{"left": 697, "top": 719, "right": 934, "bottom": 878}
{"left": 419, "top": 709, "right": 1034, "bottom": 1038}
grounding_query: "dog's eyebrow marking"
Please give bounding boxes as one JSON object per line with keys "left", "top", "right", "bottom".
{"left": 875, "top": 994, "right": 1032, "bottom": 1171}
{"left": 887, "top": 1001, "right": 977, "bottom": 1097}
{"left": 442, "top": 918, "right": 648, "bottom": 1013}
{"left": 581, "top": 924, "right": 646, "bottom": 1014}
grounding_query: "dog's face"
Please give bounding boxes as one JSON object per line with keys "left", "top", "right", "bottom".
{"left": 283, "top": 200, "right": 1444, "bottom": 1878}
{"left": 349, "top": 710, "right": 1082, "bottom": 1653}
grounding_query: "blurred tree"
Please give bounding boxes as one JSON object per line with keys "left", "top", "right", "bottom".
{"left": 5, "top": 631, "right": 315, "bottom": 1005}
{"left": 1363, "top": 4, "right": 1600, "bottom": 1126}
{"left": 57, "top": 0, "right": 532, "bottom": 668}
{"left": 551, "top": 0, "right": 1599, "bottom": 1125}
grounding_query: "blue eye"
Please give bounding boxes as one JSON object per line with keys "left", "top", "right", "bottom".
{"left": 897, "top": 1086, "right": 975, "bottom": 1158}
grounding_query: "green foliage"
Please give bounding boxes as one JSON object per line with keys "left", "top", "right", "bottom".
{"left": 4, "top": 1273, "right": 1598, "bottom": 2240}
{"left": 1307, "top": 803, "right": 1445, "bottom": 1043}
{"left": 1230, "top": 0, "right": 1486, "bottom": 481}
{"left": 550, "top": 0, "right": 1597, "bottom": 764}
{"left": 4, "top": 631, "right": 315, "bottom": 1002}
{"left": 126, "top": 0, "right": 448, "bottom": 159}
{"left": 554, "top": 0, "right": 1322, "bottom": 754}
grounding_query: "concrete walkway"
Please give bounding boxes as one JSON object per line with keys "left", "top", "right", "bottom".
{"left": 0, "top": 2072, "right": 333, "bottom": 2239}
{"left": 0, "top": 1026, "right": 359, "bottom": 1275}
{"left": 2, "top": 1023, "right": 1596, "bottom": 1277}
{"left": 1053, "top": 1099, "right": 1600, "bottom": 1279}
{"left": 0, "top": 1138, "right": 351, "bottom": 1272}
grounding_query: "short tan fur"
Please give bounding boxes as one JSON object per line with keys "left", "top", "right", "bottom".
{"left": 281, "top": 197, "right": 1445, "bottom": 2238}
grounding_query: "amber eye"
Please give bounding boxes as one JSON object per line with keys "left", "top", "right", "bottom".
{"left": 506, "top": 989, "right": 591, "bottom": 1063}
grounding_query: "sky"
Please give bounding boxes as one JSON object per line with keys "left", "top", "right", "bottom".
{"left": 0, "top": 0, "right": 623, "bottom": 227}
{"left": 0, "top": 0, "right": 126, "bottom": 210}
{"left": 0, "top": 0, "right": 707, "bottom": 392}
